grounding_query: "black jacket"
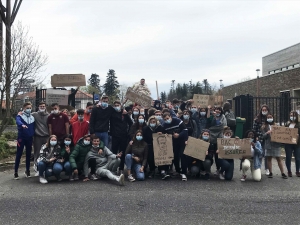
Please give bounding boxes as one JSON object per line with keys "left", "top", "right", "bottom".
{"left": 110, "top": 110, "right": 133, "bottom": 138}
{"left": 89, "top": 105, "right": 114, "bottom": 134}
{"left": 143, "top": 124, "right": 164, "bottom": 145}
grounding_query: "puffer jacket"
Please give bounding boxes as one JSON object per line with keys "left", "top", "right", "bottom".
{"left": 69, "top": 138, "right": 93, "bottom": 170}
{"left": 38, "top": 144, "right": 62, "bottom": 164}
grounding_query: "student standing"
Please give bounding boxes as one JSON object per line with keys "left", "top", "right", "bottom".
{"left": 70, "top": 102, "right": 93, "bottom": 124}
{"left": 72, "top": 109, "right": 89, "bottom": 144}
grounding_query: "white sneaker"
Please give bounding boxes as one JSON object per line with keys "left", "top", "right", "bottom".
{"left": 219, "top": 173, "right": 225, "bottom": 180}
{"left": 265, "top": 169, "right": 270, "bottom": 176}
{"left": 128, "top": 174, "right": 135, "bottom": 182}
{"left": 34, "top": 172, "right": 39, "bottom": 177}
{"left": 181, "top": 174, "right": 187, "bottom": 181}
{"left": 118, "top": 174, "right": 125, "bottom": 186}
{"left": 214, "top": 170, "right": 220, "bottom": 176}
{"left": 33, "top": 164, "right": 37, "bottom": 173}
{"left": 89, "top": 174, "right": 98, "bottom": 181}
{"left": 39, "top": 176, "right": 48, "bottom": 184}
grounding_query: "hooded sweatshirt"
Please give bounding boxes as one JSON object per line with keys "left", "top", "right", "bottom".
{"left": 16, "top": 112, "right": 35, "bottom": 139}
{"left": 32, "top": 111, "right": 49, "bottom": 137}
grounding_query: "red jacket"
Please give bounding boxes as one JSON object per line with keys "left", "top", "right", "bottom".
{"left": 72, "top": 120, "right": 89, "bottom": 144}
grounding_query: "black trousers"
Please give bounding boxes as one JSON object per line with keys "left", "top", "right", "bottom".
{"left": 111, "top": 136, "right": 128, "bottom": 170}
{"left": 88, "top": 158, "right": 97, "bottom": 174}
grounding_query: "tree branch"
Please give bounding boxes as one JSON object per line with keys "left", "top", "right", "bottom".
{"left": 11, "top": 0, "right": 22, "bottom": 25}
{"left": 0, "top": 0, "right": 6, "bottom": 24}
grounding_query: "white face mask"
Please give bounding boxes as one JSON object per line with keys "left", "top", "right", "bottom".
{"left": 39, "top": 108, "right": 46, "bottom": 112}
{"left": 262, "top": 111, "right": 268, "bottom": 116}
{"left": 53, "top": 110, "right": 59, "bottom": 114}
{"left": 267, "top": 118, "right": 273, "bottom": 123}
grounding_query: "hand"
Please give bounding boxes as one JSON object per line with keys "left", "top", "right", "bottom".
{"left": 116, "top": 152, "right": 122, "bottom": 158}
{"left": 157, "top": 132, "right": 162, "bottom": 135}
{"left": 266, "top": 130, "right": 272, "bottom": 134}
{"left": 216, "top": 150, "right": 219, "bottom": 154}
{"left": 173, "top": 133, "right": 179, "bottom": 138}
{"left": 83, "top": 178, "right": 89, "bottom": 182}
{"left": 22, "top": 125, "right": 28, "bottom": 129}
{"left": 66, "top": 146, "right": 70, "bottom": 154}
{"left": 132, "top": 156, "right": 140, "bottom": 163}
{"left": 50, "top": 157, "right": 56, "bottom": 162}
{"left": 73, "top": 169, "right": 78, "bottom": 174}
{"left": 122, "top": 110, "right": 128, "bottom": 115}
{"left": 98, "top": 149, "right": 103, "bottom": 155}
{"left": 129, "top": 141, "right": 133, "bottom": 145}
{"left": 139, "top": 166, "right": 144, "bottom": 172}
{"left": 18, "top": 112, "right": 23, "bottom": 115}
{"left": 207, "top": 105, "right": 211, "bottom": 109}
{"left": 185, "top": 141, "right": 188, "bottom": 145}
{"left": 235, "top": 136, "right": 240, "bottom": 139}
{"left": 206, "top": 151, "right": 208, "bottom": 155}
{"left": 251, "top": 142, "right": 255, "bottom": 147}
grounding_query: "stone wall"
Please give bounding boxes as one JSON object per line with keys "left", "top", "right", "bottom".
{"left": 222, "top": 67, "right": 300, "bottom": 101}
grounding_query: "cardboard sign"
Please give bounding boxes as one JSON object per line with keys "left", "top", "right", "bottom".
{"left": 193, "top": 94, "right": 215, "bottom": 107}
{"left": 125, "top": 87, "right": 152, "bottom": 108}
{"left": 217, "top": 138, "right": 252, "bottom": 159}
{"left": 46, "top": 89, "right": 69, "bottom": 105}
{"left": 184, "top": 137, "right": 209, "bottom": 161}
{"left": 270, "top": 126, "right": 298, "bottom": 145}
{"left": 153, "top": 134, "right": 174, "bottom": 166}
{"left": 51, "top": 74, "right": 86, "bottom": 87}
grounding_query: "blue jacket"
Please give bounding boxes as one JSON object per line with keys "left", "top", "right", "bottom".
{"left": 240, "top": 141, "right": 263, "bottom": 170}
{"left": 16, "top": 113, "right": 35, "bottom": 139}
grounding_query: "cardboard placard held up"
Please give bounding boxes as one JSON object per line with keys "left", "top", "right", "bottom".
{"left": 46, "top": 89, "right": 69, "bottom": 105}
{"left": 217, "top": 138, "right": 252, "bottom": 159}
{"left": 270, "top": 126, "right": 298, "bottom": 145}
{"left": 184, "top": 137, "right": 209, "bottom": 161}
{"left": 153, "top": 134, "right": 174, "bottom": 166}
{"left": 51, "top": 74, "right": 86, "bottom": 87}
{"left": 125, "top": 87, "right": 152, "bottom": 108}
{"left": 193, "top": 94, "right": 215, "bottom": 107}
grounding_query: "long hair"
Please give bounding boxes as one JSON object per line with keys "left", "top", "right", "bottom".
{"left": 261, "top": 113, "right": 274, "bottom": 131}
{"left": 256, "top": 104, "right": 270, "bottom": 123}
{"left": 132, "top": 130, "right": 144, "bottom": 146}
{"left": 134, "top": 114, "right": 147, "bottom": 130}
{"left": 46, "top": 135, "right": 58, "bottom": 147}
{"left": 214, "top": 107, "right": 224, "bottom": 115}
{"left": 288, "top": 110, "right": 299, "bottom": 123}
{"left": 61, "top": 134, "right": 74, "bottom": 148}
{"left": 244, "top": 130, "right": 258, "bottom": 143}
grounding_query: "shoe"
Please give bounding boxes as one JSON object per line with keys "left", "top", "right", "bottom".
{"left": 181, "top": 174, "right": 187, "bottom": 181}
{"left": 214, "top": 169, "right": 220, "bottom": 176}
{"left": 73, "top": 173, "right": 79, "bottom": 181}
{"left": 56, "top": 176, "right": 62, "bottom": 182}
{"left": 288, "top": 172, "right": 292, "bottom": 177}
{"left": 14, "top": 173, "right": 19, "bottom": 180}
{"left": 69, "top": 175, "right": 74, "bottom": 181}
{"left": 296, "top": 172, "right": 300, "bottom": 177}
{"left": 24, "top": 170, "right": 31, "bottom": 178}
{"left": 161, "top": 172, "right": 170, "bottom": 180}
{"left": 33, "top": 164, "right": 37, "bottom": 173}
{"left": 39, "top": 176, "right": 48, "bottom": 184}
{"left": 282, "top": 173, "right": 288, "bottom": 179}
{"left": 204, "top": 173, "right": 210, "bottom": 180}
{"left": 268, "top": 172, "right": 273, "bottom": 178}
{"left": 265, "top": 169, "right": 270, "bottom": 176}
{"left": 117, "top": 169, "right": 123, "bottom": 176}
{"left": 240, "top": 175, "right": 247, "bottom": 182}
{"left": 200, "top": 171, "right": 206, "bottom": 176}
{"left": 118, "top": 174, "right": 125, "bottom": 186}
{"left": 219, "top": 173, "right": 225, "bottom": 180}
{"left": 34, "top": 172, "right": 39, "bottom": 177}
{"left": 148, "top": 171, "right": 155, "bottom": 179}
{"left": 128, "top": 174, "right": 135, "bottom": 182}
{"left": 89, "top": 174, "right": 98, "bottom": 181}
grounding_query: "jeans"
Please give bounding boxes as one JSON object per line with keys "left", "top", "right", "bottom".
{"left": 285, "top": 144, "right": 300, "bottom": 173}
{"left": 15, "top": 137, "right": 33, "bottom": 173}
{"left": 125, "top": 154, "right": 145, "bottom": 181}
{"left": 63, "top": 161, "right": 72, "bottom": 176}
{"left": 38, "top": 161, "right": 72, "bottom": 178}
{"left": 38, "top": 161, "right": 53, "bottom": 177}
{"left": 219, "top": 159, "right": 234, "bottom": 181}
{"left": 95, "top": 132, "right": 109, "bottom": 147}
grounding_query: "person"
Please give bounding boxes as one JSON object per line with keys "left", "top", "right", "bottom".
{"left": 162, "top": 112, "right": 188, "bottom": 181}
{"left": 262, "top": 114, "right": 288, "bottom": 179}
{"left": 70, "top": 102, "right": 93, "bottom": 124}
{"left": 31, "top": 101, "right": 49, "bottom": 175}
{"left": 181, "top": 110, "right": 197, "bottom": 138}
{"left": 143, "top": 116, "right": 164, "bottom": 178}
{"left": 72, "top": 108, "right": 89, "bottom": 144}
{"left": 128, "top": 114, "right": 147, "bottom": 140}
{"left": 110, "top": 100, "right": 133, "bottom": 175}
{"left": 69, "top": 135, "right": 92, "bottom": 180}
{"left": 132, "top": 78, "right": 151, "bottom": 97}
{"left": 284, "top": 111, "right": 300, "bottom": 177}
{"left": 198, "top": 107, "right": 210, "bottom": 136}
{"left": 190, "top": 129, "right": 217, "bottom": 180}
{"left": 89, "top": 96, "right": 114, "bottom": 147}
{"left": 60, "top": 134, "right": 74, "bottom": 181}
{"left": 125, "top": 130, "right": 148, "bottom": 182}
{"left": 83, "top": 136, "right": 124, "bottom": 185}
{"left": 14, "top": 102, "right": 35, "bottom": 179}
{"left": 223, "top": 102, "right": 236, "bottom": 132}
{"left": 240, "top": 130, "right": 263, "bottom": 182}
{"left": 217, "top": 129, "right": 235, "bottom": 181}
{"left": 47, "top": 103, "right": 69, "bottom": 144}
{"left": 37, "top": 135, "right": 63, "bottom": 184}
{"left": 172, "top": 99, "right": 180, "bottom": 114}
{"left": 253, "top": 104, "right": 270, "bottom": 175}
{"left": 131, "top": 107, "right": 140, "bottom": 123}
{"left": 154, "top": 100, "right": 162, "bottom": 111}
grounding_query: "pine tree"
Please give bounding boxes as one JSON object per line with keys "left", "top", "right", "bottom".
{"left": 103, "top": 69, "right": 120, "bottom": 97}
{"left": 160, "top": 91, "right": 167, "bottom": 102}
{"left": 88, "top": 73, "right": 101, "bottom": 93}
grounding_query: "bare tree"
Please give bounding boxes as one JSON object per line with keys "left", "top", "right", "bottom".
{"left": 0, "top": 22, "right": 47, "bottom": 134}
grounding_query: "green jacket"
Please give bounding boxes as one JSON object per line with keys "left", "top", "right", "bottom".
{"left": 60, "top": 145, "right": 75, "bottom": 162}
{"left": 69, "top": 138, "right": 92, "bottom": 170}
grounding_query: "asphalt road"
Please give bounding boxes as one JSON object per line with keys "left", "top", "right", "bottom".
{"left": 0, "top": 160, "right": 300, "bottom": 225}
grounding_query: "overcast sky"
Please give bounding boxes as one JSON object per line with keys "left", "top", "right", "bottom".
{"left": 15, "top": 0, "right": 300, "bottom": 98}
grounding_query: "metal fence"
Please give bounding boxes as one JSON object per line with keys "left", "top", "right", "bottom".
{"left": 233, "top": 94, "right": 300, "bottom": 132}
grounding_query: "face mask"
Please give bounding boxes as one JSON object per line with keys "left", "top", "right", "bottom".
{"left": 78, "top": 116, "right": 84, "bottom": 121}
{"left": 39, "top": 108, "right": 45, "bottom": 112}
{"left": 136, "top": 136, "right": 143, "bottom": 141}
{"left": 138, "top": 119, "right": 144, "bottom": 124}
{"left": 202, "top": 136, "right": 209, "bottom": 141}
{"left": 267, "top": 118, "right": 273, "bottom": 123}
{"left": 101, "top": 102, "right": 108, "bottom": 108}
{"left": 84, "top": 140, "right": 90, "bottom": 145}
{"left": 200, "top": 112, "right": 206, "bottom": 116}
{"left": 64, "top": 140, "right": 71, "bottom": 146}
{"left": 92, "top": 145, "right": 99, "bottom": 148}
{"left": 165, "top": 119, "right": 171, "bottom": 124}
{"left": 133, "top": 112, "right": 139, "bottom": 116}
{"left": 114, "top": 106, "right": 121, "bottom": 112}
{"left": 150, "top": 123, "right": 156, "bottom": 128}
{"left": 290, "top": 117, "right": 295, "bottom": 121}
{"left": 155, "top": 116, "right": 161, "bottom": 120}
{"left": 25, "top": 109, "right": 31, "bottom": 114}
{"left": 51, "top": 110, "right": 54, "bottom": 114}
{"left": 166, "top": 104, "right": 169, "bottom": 107}
{"left": 215, "top": 113, "right": 220, "bottom": 117}
{"left": 156, "top": 105, "right": 159, "bottom": 108}
{"left": 183, "top": 115, "right": 189, "bottom": 120}
{"left": 53, "top": 110, "right": 59, "bottom": 114}
{"left": 262, "top": 111, "right": 268, "bottom": 116}
{"left": 50, "top": 141, "right": 57, "bottom": 146}
{"left": 191, "top": 108, "right": 197, "bottom": 113}
{"left": 224, "top": 136, "right": 231, "bottom": 139}
{"left": 140, "top": 112, "right": 145, "bottom": 115}
{"left": 87, "top": 109, "right": 92, "bottom": 113}
{"left": 174, "top": 105, "right": 179, "bottom": 109}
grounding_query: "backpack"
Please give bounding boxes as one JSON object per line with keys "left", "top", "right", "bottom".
{"left": 225, "top": 111, "right": 236, "bottom": 127}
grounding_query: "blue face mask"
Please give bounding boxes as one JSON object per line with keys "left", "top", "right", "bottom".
{"left": 101, "top": 102, "right": 108, "bottom": 108}
{"left": 165, "top": 119, "right": 172, "bottom": 124}
{"left": 87, "top": 109, "right": 92, "bottom": 113}
{"left": 150, "top": 123, "right": 156, "bottom": 128}
{"left": 64, "top": 140, "right": 71, "bottom": 146}
{"left": 215, "top": 113, "right": 220, "bottom": 117}
{"left": 200, "top": 112, "right": 206, "bottom": 116}
{"left": 155, "top": 116, "right": 161, "bottom": 120}
{"left": 191, "top": 108, "right": 197, "bottom": 113}
{"left": 114, "top": 106, "right": 121, "bottom": 112}
{"left": 50, "top": 141, "right": 57, "bottom": 146}
{"left": 25, "top": 109, "right": 31, "bottom": 114}
{"left": 140, "top": 112, "right": 145, "bottom": 115}
{"left": 183, "top": 115, "right": 189, "bottom": 120}
{"left": 133, "top": 112, "right": 139, "bottom": 116}
{"left": 138, "top": 119, "right": 144, "bottom": 124}
{"left": 202, "top": 136, "right": 209, "bottom": 141}
{"left": 136, "top": 136, "right": 143, "bottom": 141}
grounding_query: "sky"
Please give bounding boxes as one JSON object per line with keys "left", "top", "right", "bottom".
{"left": 13, "top": 0, "right": 300, "bottom": 98}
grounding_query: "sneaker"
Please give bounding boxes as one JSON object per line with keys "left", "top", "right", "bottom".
{"left": 296, "top": 172, "right": 300, "bottom": 177}
{"left": 14, "top": 173, "right": 19, "bottom": 180}
{"left": 148, "top": 171, "right": 155, "bottom": 179}
{"left": 34, "top": 172, "right": 39, "bottom": 177}
{"left": 200, "top": 171, "right": 206, "bottom": 176}
{"left": 214, "top": 169, "right": 220, "bottom": 176}
{"left": 117, "top": 169, "right": 124, "bottom": 176}
{"left": 33, "top": 164, "right": 37, "bottom": 173}
{"left": 69, "top": 175, "right": 74, "bottom": 181}
{"left": 89, "top": 174, "right": 98, "bottom": 181}
{"left": 204, "top": 173, "right": 210, "bottom": 180}
{"left": 118, "top": 174, "right": 125, "bottom": 186}
{"left": 288, "top": 172, "right": 292, "bottom": 177}
{"left": 39, "top": 176, "right": 48, "bottom": 184}
{"left": 56, "top": 176, "right": 62, "bottom": 182}
{"left": 268, "top": 172, "right": 273, "bottom": 178}
{"left": 181, "top": 174, "right": 187, "bottom": 181}
{"left": 128, "top": 174, "right": 135, "bottom": 182}
{"left": 24, "top": 170, "right": 31, "bottom": 178}
{"left": 161, "top": 172, "right": 170, "bottom": 180}
{"left": 282, "top": 173, "right": 288, "bottom": 179}
{"left": 73, "top": 173, "right": 79, "bottom": 181}
{"left": 265, "top": 169, "right": 270, "bottom": 176}
{"left": 240, "top": 175, "right": 247, "bottom": 182}
{"left": 219, "top": 173, "right": 225, "bottom": 180}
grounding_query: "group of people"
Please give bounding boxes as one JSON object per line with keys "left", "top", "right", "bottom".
{"left": 13, "top": 79, "right": 299, "bottom": 185}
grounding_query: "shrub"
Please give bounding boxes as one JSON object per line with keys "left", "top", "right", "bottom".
{"left": 1, "top": 117, "right": 16, "bottom": 125}
{"left": 0, "top": 138, "right": 10, "bottom": 159}
{"left": 3, "top": 131, "right": 18, "bottom": 140}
